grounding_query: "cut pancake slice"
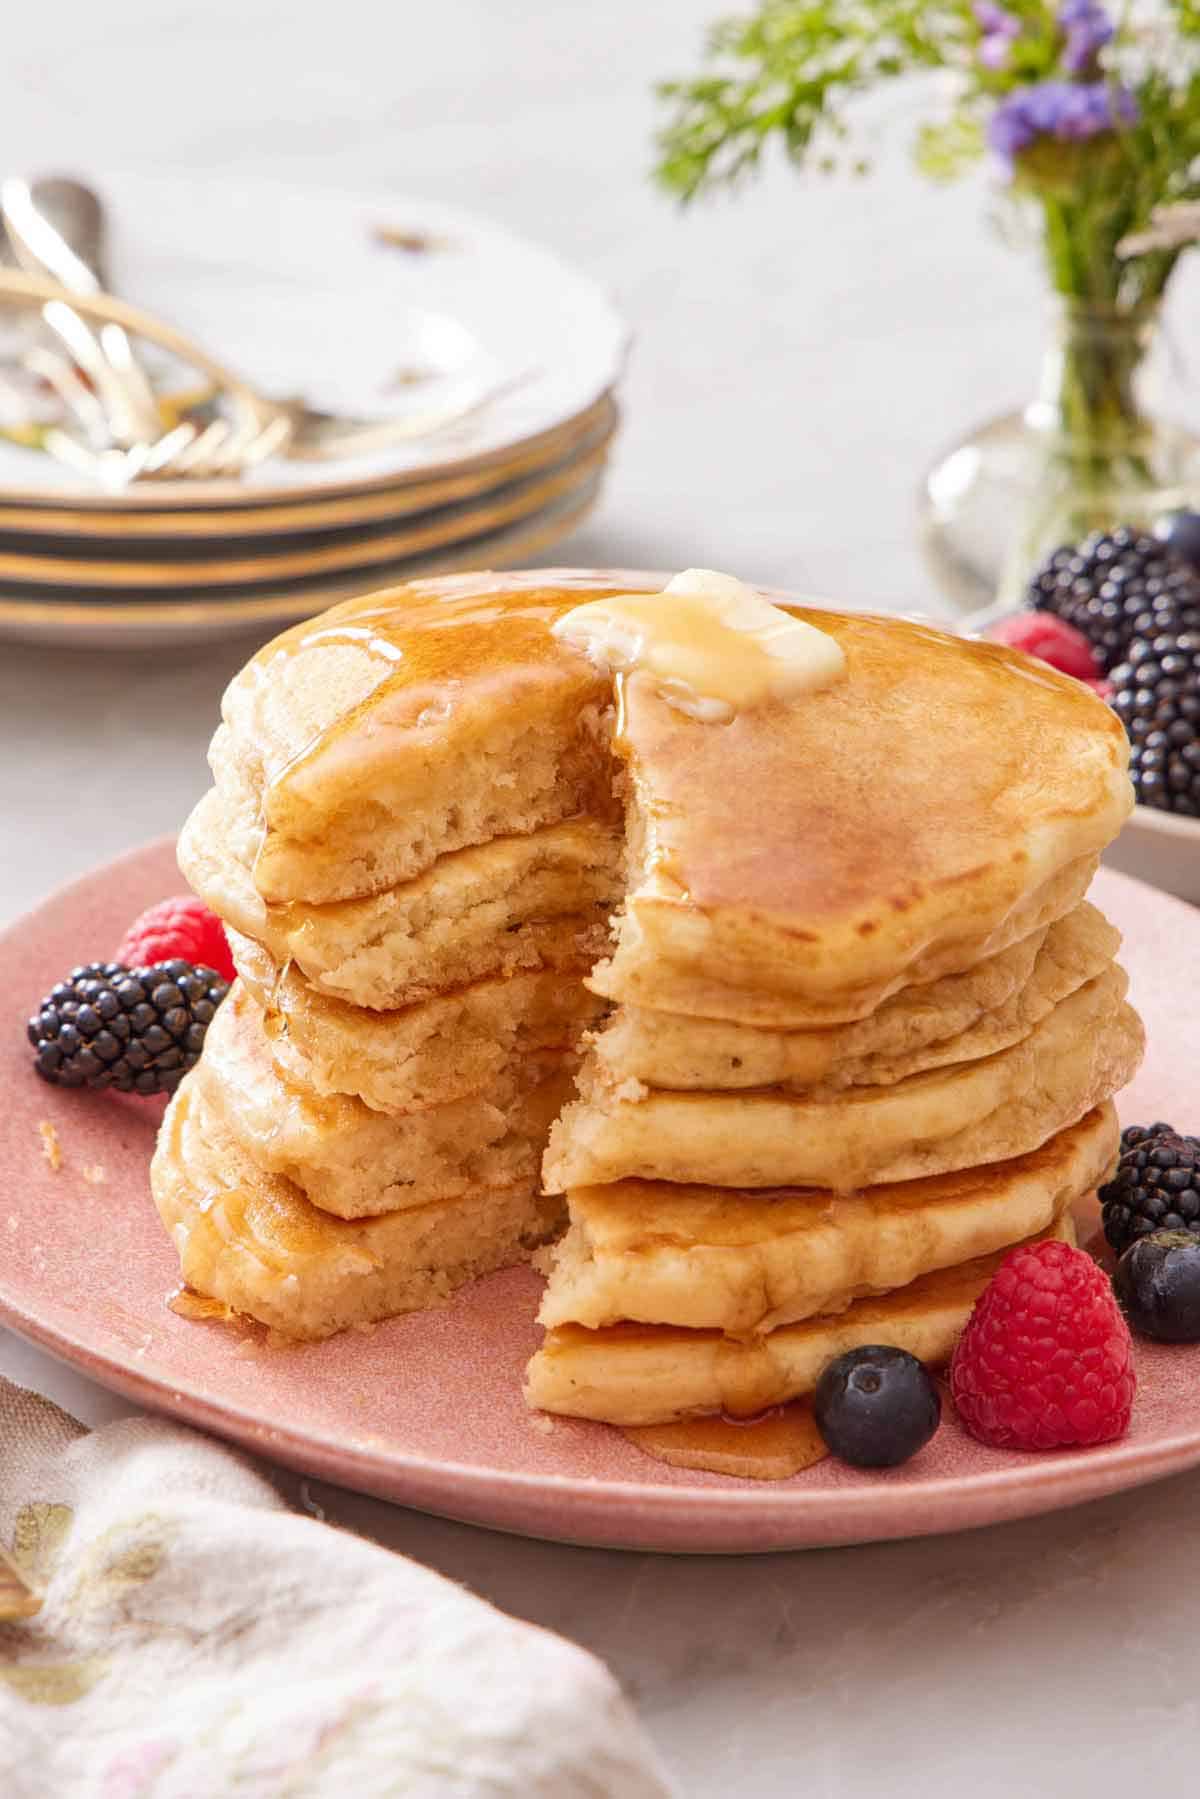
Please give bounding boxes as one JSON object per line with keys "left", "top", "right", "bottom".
{"left": 526, "top": 1217, "right": 1077, "bottom": 1426}
{"left": 182, "top": 789, "right": 621, "bottom": 1010}
{"left": 195, "top": 986, "right": 576, "bottom": 1220}
{"left": 210, "top": 575, "right": 620, "bottom": 905}
{"left": 539, "top": 1104, "right": 1117, "bottom": 1335}
{"left": 234, "top": 932, "right": 608, "bottom": 1113}
{"left": 591, "top": 902, "right": 1119, "bottom": 1094}
{"left": 152, "top": 1083, "right": 562, "bottom": 1340}
{"left": 546, "top": 966, "right": 1142, "bottom": 1192}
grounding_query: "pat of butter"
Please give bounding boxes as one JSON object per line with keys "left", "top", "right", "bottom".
{"left": 551, "top": 569, "right": 845, "bottom": 722}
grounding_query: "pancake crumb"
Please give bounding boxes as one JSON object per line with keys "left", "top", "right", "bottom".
{"left": 82, "top": 1163, "right": 106, "bottom": 1185}
{"left": 37, "top": 1121, "right": 62, "bottom": 1171}
{"left": 527, "top": 1411, "right": 556, "bottom": 1436}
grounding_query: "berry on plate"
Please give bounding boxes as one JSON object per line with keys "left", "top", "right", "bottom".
{"left": 950, "top": 1238, "right": 1135, "bottom": 1451}
{"left": 988, "top": 611, "right": 1102, "bottom": 682}
{"left": 1099, "top": 1122, "right": 1200, "bottom": 1254}
{"left": 1114, "top": 1231, "right": 1200, "bottom": 1343}
{"left": 1109, "top": 630, "right": 1200, "bottom": 816}
{"left": 28, "top": 959, "right": 229, "bottom": 1095}
{"left": 813, "top": 1345, "right": 941, "bottom": 1468}
{"left": 116, "top": 895, "right": 234, "bottom": 984}
{"left": 1026, "top": 527, "right": 1200, "bottom": 673}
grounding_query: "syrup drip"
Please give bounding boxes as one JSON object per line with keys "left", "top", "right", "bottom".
{"left": 622, "top": 1399, "right": 828, "bottom": 1480}
{"left": 167, "top": 1284, "right": 238, "bottom": 1325}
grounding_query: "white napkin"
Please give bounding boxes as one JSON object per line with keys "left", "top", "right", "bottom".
{"left": 0, "top": 1378, "right": 672, "bottom": 1797}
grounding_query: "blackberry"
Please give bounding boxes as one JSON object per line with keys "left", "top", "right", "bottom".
{"left": 1027, "top": 527, "right": 1200, "bottom": 672}
{"left": 1099, "top": 1123, "right": 1200, "bottom": 1255}
{"left": 1109, "top": 629, "right": 1200, "bottom": 815}
{"left": 28, "top": 958, "right": 229, "bottom": 1095}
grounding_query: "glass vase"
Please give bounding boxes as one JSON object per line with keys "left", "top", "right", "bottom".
{"left": 919, "top": 299, "right": 1200, "bottom": 620}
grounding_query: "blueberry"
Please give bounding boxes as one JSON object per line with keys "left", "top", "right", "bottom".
{"left": 1113, "top": 1230, "right": 1200, "bottom": 1342}
{"left": 1155, "top": 511, "right": 1200, "bottom": 574}
{"left": 813, "top": 1346, "right": 941, "bottom": 1468}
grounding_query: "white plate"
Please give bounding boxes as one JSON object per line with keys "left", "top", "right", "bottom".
{"left": 1104, "top": 807, "right": 1200, "bottom": 906}
{"left": 0, "top": 475, "right": 604, "bottom": 649}
{"left": 0, "top": 173, "right": 628, "bottom": 508}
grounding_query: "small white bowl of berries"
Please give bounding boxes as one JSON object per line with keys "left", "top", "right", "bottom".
{"left": 987, "top": 516, "right": 1200, "bottom": 907}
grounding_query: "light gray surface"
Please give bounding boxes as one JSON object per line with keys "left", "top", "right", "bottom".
{"left": 1, "top": 4, "right": 1196, "bottom": 1794}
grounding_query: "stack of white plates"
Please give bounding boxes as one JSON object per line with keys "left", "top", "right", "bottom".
{"left": 0, "top": 176, "right": 626, "bottom": 648}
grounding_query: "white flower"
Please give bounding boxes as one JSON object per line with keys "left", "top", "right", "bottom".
{"left": 1118, "top": 201, "right": 1200, "bottom": 258}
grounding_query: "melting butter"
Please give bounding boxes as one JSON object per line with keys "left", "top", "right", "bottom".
{"left": 550, "top": 568, "right": 845, "bottom": 722}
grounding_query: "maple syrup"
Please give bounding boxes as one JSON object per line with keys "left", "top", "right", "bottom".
{"left": 167, "top": 1284, "right": 238, "bottom": 1324}
{"left": 623, "top": 1400, "right": 828, "bottom": 1480}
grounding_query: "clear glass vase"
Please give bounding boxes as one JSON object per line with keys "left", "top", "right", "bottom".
{"left": 919, "top": 299, "right": 1200, "bottom": 620}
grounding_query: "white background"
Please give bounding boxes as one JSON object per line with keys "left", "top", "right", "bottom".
{"left": 3, "top": 3, "right": 1200, "bottom": 1792}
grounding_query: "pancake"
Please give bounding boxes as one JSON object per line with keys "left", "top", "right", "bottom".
{"left": 209, "top": 576, "right": 619, "bottom": 906}
{"left": 181, "top": 790, "right": 621, "bottom": 1009}
{"left": 593, "top": 854, "right": 1100, "bottom": 1029}
{"left": 539, "top": 1104, "right": 1116, "bottom": 1334}
{"left": 591, "top": 902, "right": 1118, "bottom": 1093}
{"left": 207, "top": 573, "right": 1131, "bottom": 1017}
{"left": 152, "top": 1083, "right": 561, "bottom": 1340}
{"left": 545, "top": 967, "right": 1142, "bottom": 1192}
{"left": 196, "top": 985, "right": 576, "bottom": 1220}
{"left": 234, "top": 931, "right": 608, "bottom": 1112}
{"left": 525, "top": 1217, "right": 1077, "bottom": 1425}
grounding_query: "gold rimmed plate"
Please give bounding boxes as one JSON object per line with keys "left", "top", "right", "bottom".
{"left": 0, "top": 396, "right": 616, "bottom": 542}
{"left": 0, "top": 423, "right": 613, "bottom": 590}
{"left": 0, "top": 175, "right": 627, "bottom": 510}
{"left": 0, "top": 477, "right": 605, "bottom": 649}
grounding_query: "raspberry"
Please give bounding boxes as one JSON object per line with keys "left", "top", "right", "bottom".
{"left": 988, "top": 611, "right": 1103, "bottom": 682}
{"left": 116, "top": 896, "right": 234, "bottom": 984}
{"left": 950, "top": 1239, "right": 1135, "bottom": 1451}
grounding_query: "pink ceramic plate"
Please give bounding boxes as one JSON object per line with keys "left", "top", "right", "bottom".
{"left": 2, "top": 842, "right": 1198, "bottom": 1553}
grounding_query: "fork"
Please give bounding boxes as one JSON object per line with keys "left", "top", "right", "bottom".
{"left": 37, "top": 392, "right": 293, "bottom": 486}
{"left": 25, "top": 339, "right": 293, "bottom": 484}
{"left": 0, "top": 264, "right": 526, "bottom": 484}
{"left": 1, "top": 176, "right": 162, "bottom": 448}
{"left": 0, "top": 268, "right": 284, "bottom": 478}
{"left": 2, "top": 180, "right": 529, "bottom": 464}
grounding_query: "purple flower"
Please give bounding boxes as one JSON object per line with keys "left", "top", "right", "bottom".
{"left": 1058, "top": 0, "right": 1114, "bottom": 73}
{"left": 974, "top": 0, "right": 1022, "bottom": 68}
{"left": 974, "top": 0, "right": 1019, "bottom": 32}
{"left": 987, "top": 79, "right": 1138, "bottom": 164}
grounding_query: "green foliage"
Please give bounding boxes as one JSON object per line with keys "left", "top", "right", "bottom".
{"left": 655, "top": 0, "right": 966, "bottom": 200}
{"left": 654, "top": 0, "right": 1200, "bottom": 304}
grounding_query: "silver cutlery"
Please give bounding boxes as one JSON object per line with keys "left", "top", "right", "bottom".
{"left": 1, "top": 176, "right": 161, "bottom": 446}
{"left": 0, "top": 176, "right": 529, "bottom": 483}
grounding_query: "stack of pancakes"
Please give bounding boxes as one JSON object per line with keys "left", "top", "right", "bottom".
{"left": 152, "top": 570, "right": 1142, "bottom": 1432}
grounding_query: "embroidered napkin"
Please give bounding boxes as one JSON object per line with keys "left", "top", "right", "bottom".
{"left": 0, "top": 1378, "right": 671, "bottom": 1798}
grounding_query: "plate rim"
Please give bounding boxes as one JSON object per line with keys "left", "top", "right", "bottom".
{"left": 0, "top": 396, "right": 617, "bottom": 541}
{"left": 0, "top": 481, "right": 605, "bottom": 637}
{"left": 0, "top": 431, "right": 613, "bottom": 591}
{"left": 3, "top": 832, "right": 1200, "bottom": 1553}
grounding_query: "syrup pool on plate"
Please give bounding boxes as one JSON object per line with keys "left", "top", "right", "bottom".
{"left": 622, "top": 1400, "right": 829, "bottom": 1480}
